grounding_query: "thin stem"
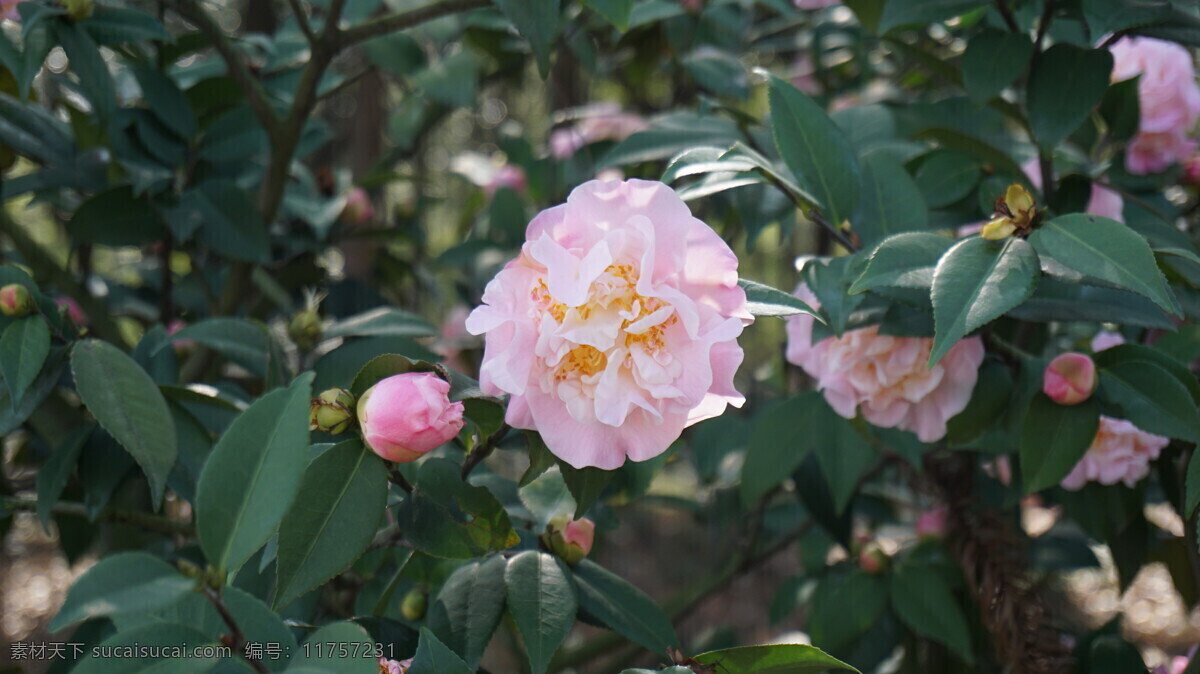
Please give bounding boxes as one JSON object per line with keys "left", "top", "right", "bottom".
{"left": 203, "top": 586, "right": 270, "bottom": 673}
{"left": 1, "top": 496, "right": 194, "bottom": 536}
{"left": 286, "top": 0, "right": 318, "bottom": 45}
{"left": 462, "top": 423, "right": 510, "bottom": 480}
{"left": 994, "top": 0, "right": 1020, "bottom": 33}
{"left": 336, "top": 0, "right": 489, "bottom": 48}
{"left": 388, "top": 466, "right": 413, "bottom": 493}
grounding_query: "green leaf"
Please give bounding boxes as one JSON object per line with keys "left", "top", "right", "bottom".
{"left": 692, "top": 643, "right": 860, "bottom": 673}
{"left": 946, "top": 361, "right": 1013, "bottom": 445}
{"left": 573, "top": 559, "right": 679, "bottom": 655}
{"left": 808, "top": 566, "right": 887, "bottom": 653}
{"left": 0, "top": 316, "right": 49, "bottom": 402}
{"left": 889, "top": 559, "right": 974, "bottom": 663}
{"left": 519, "top": 466, "right": 577, "bottom": 530}
{"left": 801, "top": 256, "right": 866, "bottom": 337}
{"left": 584, "top": 0, "right": 633, "bottom": 30}
{"left": 813, "top": 412, "right": 876, "bottom": 514}
{"left": 494, "top": 0, "right": 561, "bottom": 76}
{"left": 853, "top": 152, "right": 930, "bottom": 247}
{"left": 409, "top": 627, "right": 474, "bottom": 674}
{"left": 768, "top": 75, "right": 861, "bottom": 226}
{"left": 1027, "top": 44, "right": 1114, "bottom": 149}
{"left": 1020, "top": 393, "right": 1100, "bottom": 492}
{"left": 196, "top": 372, "right": 313, "bottom": 574}
{"left": 558, "top": 459, "right": 613, "bottom": 518}
{"left": 1099, "top": 76, "right": 1141, "bottom": 142}
{"left": 1094, "top": 344, "right": 1200, "bottom": 404}
{"left": 71, "top": 339, "right": 177, "bottom": 505}
{"left": 1007, "top": 277, "right": 1173, "bottom": 328}
{"left": 81, "top": 6, "right": 169, "bottom": 44}
{"left": 738, "top": 278, "right": 821, "bottom": 318}
{"left": 879, "top": 0, "right": 986, "bottom": 31}
{"left": 73, "top": 624, "right": 219, "bottom": 674}
{"left": 396, "top": 458, "right": 520, "bottom": 558}
{"left": 36, "top": 424, "right": 91, "bottom": 531}
{"left": 914, "top": 150, "right": 982, "bottom": 209}
{"left": 324, "top": 307, "right": 437, "bottom": 339}
{"left": 161, "top": 318, "right": 271, "bottom": 378}
{"left": 1029, "top": 214, "right": 1178, "bottom": 316}
{"left": 505, "top": 551, "right": 577, "bottom": 674}
{"left": 68, "top": 186, "right": 164, "bottom": 246}
{"left": 427, "top": 554, "right": 508, "bottom": 668}
{"left": 850, "top": 232, "right": 953, "bottom": 294}
{"left": 962, "top": 29, "right": 1033, "bottom": 104}
{"left": 50, "top": 552, "right": 195, "bottom": 630}
{"left": 55, "top": 22, "right": 117, "bottom": 125}
{"left": 1097, "top": 361, "right": 1200, "bottom": 442}
{"left": 930, "top": 236, "right": 1039, "bottom": 366}
{"left": 167, "top": 181, "right": 269, "bottom": 262}
{"left": 133, "top": 67, "right": 196, "bottom": 140}
{"left": 292, "top": 621, "right": 378, "bottom": 673}
{"left": 682, "top": 48, "right": 749, "bottom": 99}
{"left": 274, "top": 439, "right": 388, "bottom": 609}
{"left": 600, "top": 112, "right": 740, "bottom": 168}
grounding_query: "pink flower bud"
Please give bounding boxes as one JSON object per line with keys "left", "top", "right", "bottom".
{"left": 0, "top": 284, "right": 34, "bottom": 317}
{"left": 342, "top": 187, "right": 375, "bottom": 225}
{"left": 1043, "top": 353, "right": 1098, "bottom": 405}
{"left": 378, "top": 657, "right": 413, "bottom": 674}
{"left": 857, "top": 541, "right": 889, "bottom": 575}
{"left": 1185, "top": 156, "right": 1200, "bottom": 187}
{"left": 542, "top": 515, "right": 595, "bottom": 564}
{"left": 915, "top": 506, "right": 949, "bottom": 540}
{"left": 357, "top": 373, "right": 465, "bottom": 463}
{"left": 55, "top": 296, "right": 87, "bottom": 325}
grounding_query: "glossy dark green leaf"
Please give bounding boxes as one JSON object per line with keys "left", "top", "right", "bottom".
{"left": 409, "top": 627, "right": 474, "bottom": 674}
{"left": 802, "top": 256, "right": 866, "bottom": 337}
{"left": 1006, "top": 277, "right": 1173, "bottom": 328}
{"left": 0, "top": 316, "right": 49, "bottom": 402}
{"left": 505, "top": 551, "right": 577, "bottom": 674}
{"left": 768, "top": 75, "right": 861, "bottom": 225}
{"left": 573, "top": 559, "right": 678, "bottom": 655}
{"left": 1099, "top": 76, "right": 1141, "bottom": 142}
{"left": 946, "top": 361, "right": 1013, "bottom": 445}
{"left": 879, "top": 0, "right": 986, "bottom": 31}
{"left": 427, "top": 554, "right": 508, "bottom": 668}
{"left": 519, "top": 466, "right": 577, "bottom": 530}
{"left": 68, "top": 186, "right": 163, "bottom": 246}
{"left": 889, "top": 559, "right": 974, "bottom": 663}
{"left": 55, "top": 22, "right": 117, "bottom": 124}
{"left": 397, "top": 458, "right": 520, "bottom": 558}
{"left": 692, "top": 643, "right": 860, "bottom": 673}
{"left": 196, "top": 373, "right": 313, "bottom": 573}
{"left": 73, "top": 624, "right": 219, "bottom": 673}
{"left": 1027, "top": 44, "right": 1114, "bottom": 149}
{"left": 494, "top": 0, "right": 561, "bottom": 76}
{"left": 584, "top": 0, "right": 633, "bottom": 30}
{"left": 914, "top": 150, "right": 981, "bottom": 209}
{"left": 186, "top": 181, "right": 270, "bottom": 263}
{"left": 930, "top": 236, "right": 1039, "bottom": 365}
{"left": 274, "top": 439, "right": 387, "bottom": 609}
{"left": 292, "top": 621, "right": 378, "bottom": 673}
{"left": 161, "top": 318, "right": 271, "bottom": 378}
{"left": 850, "top": 232, "right": 953, "bottom": 294}
{"left": 36, "top": 425, "right": 90, "bottom": 531}
{"left": 1097, "top": 361, "right": 1200, "bottom": 442}
{"left": 71, "top": 339, "right": 177, "bottom": 505}
{"left": 82, "top": 7, "right": 169, "bottom": 43}
{"left": 50, "top": 552, "right": 195, "bottom": 630}
{"left": 809, "top": 566, "right": 887, "bottom": 653}
{"left": 962, "top": 29, "right": 1033, "bottom": 104}
{"left": 854, "top": 152, "right": 930, "bottom": 247}
{"left": 133, "top": 67, "right": 196, "bottom": 140}
{"left": 738, "top": 278, "right": 820, "bottom": 318}
{"left": 558, "top": 459, "right": 613, "bottom": 518}
{"left": 1094, "top": 344, "right": 1200, "bottom": 404}
{"left": 324, "top": 307, "right": 437, "bottom": 340}
{"left": 1020, "top": 393, "right": 1100, "bottom": 492}
{"left": 1029, "top": 214, "right": 1177, "bottom": 316}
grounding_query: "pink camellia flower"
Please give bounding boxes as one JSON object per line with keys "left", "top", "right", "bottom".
{"left": 56, "top": 296, "right": 88, "bottom": 325}
{"left": 487, "top": 164, "right": 528, "bottom": 196}
{"left": 785, "top": 285, "right": 984, "bottom": 442}
{"left": 378, "top": 657, "right": 413, "bottom": 674}
{"left": 357, "top": 373, "right": 465, "bottom": 463}
{"left": 915, "top": 506, "right": 949, "bottom": 540}
{"left": 549, "top": 104, "right": 648, "bottom": 159}
{"left": 1109, "top": 36, "right": 1200, "bottom": 175}
{"left": 451, "top": 152, "right": 528, "bottom": 197}
{"left": 1152, "top": 657, "right": 1189, "bottom": 674}
{"left": 1060, "top": 416, "right": 1169, "bottom": 490}
{"left": 1091, "top": 330, "right": 1126, "bottom": 352}
{"left": 1043, "top": 353, "right": 1098, "bottom": 406}
{"left": 0, "top": 0, "right": 22, "bottom": 21}
{"left": 341, "top": 187, "right": 375, "bottom": 225}
{"left": 543, "top": 515, "right": 595, "bottom": 564}
{"left": 465, "top": 179, "right": 752, "bottom": 469}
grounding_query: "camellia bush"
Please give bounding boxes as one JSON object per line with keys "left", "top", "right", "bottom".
{"left": 6, "top": 0, "right": 1200, "bottom": 671}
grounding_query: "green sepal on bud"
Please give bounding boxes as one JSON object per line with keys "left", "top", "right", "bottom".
{"left": 400, "top": 586, "right": 427, "bottom": 621}
{"left": 541, "top": 515, "right": 595, "bottom": 565}
{"left": 288, "top": 308, "right": 323, "bottom": 352}
{"left": 310, "top": 388, "right": 356, "bottom": 435}
{"left": 0, "top": 284, "right": 35, "bottom": 318}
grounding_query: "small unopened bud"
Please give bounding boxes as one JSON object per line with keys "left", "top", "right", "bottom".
{"left": 0, "top": 284, "right": 34, "bottom": 317}
{"left": 341, "top": 187, "right": 375, "bottom": 225}
{"left": 542, "top": 515, "right": 595, "bottom": 565}
{"left": 309, "top": 388, "right": 355, "bottom": 434}
{"left": 1043, "top": 353, "right": 1098, "bottom": 406}
{"left": 400, "top": 587, "right": 427, "bottom": 621}
{"left": 288, "top": 309, "right": 323, "bottom": 352}
{"left": 857, "top": 541, "right": 889, "bottom": 575}
{"left": 915, "top": 506, "right": 948, "bottom": 540}
{"left": 65, "top": 0, "right": 93, "bottom": 21}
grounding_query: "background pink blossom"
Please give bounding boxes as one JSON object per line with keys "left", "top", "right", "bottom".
{"left": 1060, "top": 416, "right": 1169, "bottom": 490}
{"left": 549, "top": 104, "right": 647, "bottom": 159}
{"left": 1109, "top": 36, "right": 1200, "bottom": 174}
{"left": 466, "top": 179, "right": 751, "bottom": 469}
{"left": 786, "top": 285, "right": 984, "bottom": 442}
